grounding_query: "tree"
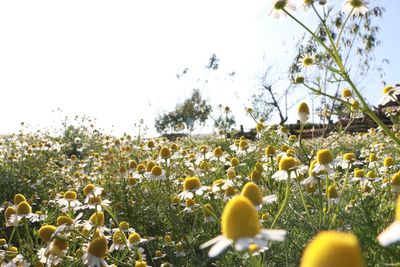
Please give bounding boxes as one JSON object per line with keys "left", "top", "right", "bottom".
{"left": 154, "top": 89, "right": 212, "bottom": 134}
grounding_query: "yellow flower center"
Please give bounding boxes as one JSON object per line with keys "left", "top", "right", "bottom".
{"left": 239, "top": 140, "right": 249, "bottom": 150}
{"left": 278, "top": 156, "right": 298, "bottom": 171}
{"left": 88, "top": 236, "right": 108, "bottom": 259}
{"left": 350, "top": 0, "right": 363, "bottom": 8}
{"left": 342, "top": 88, "right": 352, "bottom": 98}
{"left": 241, "top": 182, "right": 264, "bottom": 206}
{"left": 281, "top": 144, "right": 290, "bottom": 152}
{"left": 214, "top": 147, "right": 223, "bottom": 157}
{"left": 302, "top": 56, "right": 314, "bottom": 66}
{"left": 316, "top": 149, "right": 333, "bottom": 165}
{"left": 184, "top": 176, "right": 201, "bottom": 191}
{"left": 221, "top": 196, "right": 260, "bottom": 240}
{"left": 300, "top": 231, "right": 364, "bottom": 267}
{"left": 298, "top": 102, "right": 310, "bottom": 114}
{"left": 185, "top": 198, "right": 195, "bottom": 207}
{"left": 53, "top": 238, "right": 68, "bottom": 251}
{"left": 160, "top": 147, "right": 171, "bottom": 158}
{"left": 89, "top": 212, "right": 105, "bottom": 226}
{"left": 63, "top": 191, "right": 77, "bottom": 200}
{"left": 112, "top": 230, "right": 126, "bottom": 245}
{"left": 147, "top": 140, "right": 155, "bottom": 148}
{"left": 83, "top": 184, "right": 95, "bottom": 196}
{"left": 227, "top": 168, "right": 236, "bottom": 179}
{"left": 119, "top": 221, "right": 129, "bottom": 231}
{"left": 392, "top": 173, "right": 400, "bottom": 186}
{"left": 14, "top": 194, "right": 26, "bottom": 205}
{"left": 57, "top": 216, "right": 74, "bottom": 226}
{"left": 199, "top": 145, "right": 208, "bottom": 154}
{"left": 199, "top": 161, "right": 211, "bottom": 171}
{"left": 146, "top": 161, "right": 156, "bottom": 172}
{"left": 383, "top": 85, "right": 394, "bottom": 94}
{"left": 265, "top": 145, "right": 276, "bottom": 156}
{"left": 384, "top": 157, "right": 395, "bottom": 167}
{"left": 327, "top": 185, "right": 338, "bottom": 199}
{"left": 151, "top": 165, "right": 162, "bottom": 176}
{"left": 274, "top": 0, "right": 287, "bottom": 10}
{"left": 225, "top": 186, "right": 236, "bottom": 196}
{"left": 155, "top": 250, "right": 163, "bottom": 257}
{"left": 128, "top": 177, "right": 138, "bottom": 186}
{"left": 256, "top": 122, "right": 265, "bottom": 132}
{"left": 38, "top": 225, "right": 57, "bottom": 242}
{"left": 366, "top": 171, "right": 376, "bottom": 179}
{"left": 250, "top": 169, "right": 261, "bottom": 183}
{"left": 17, "top": 201, "right": 32, "bottom": 215}
{"left": 135, "top": 260, "right": 147, "bottom": 267}
{"left": 129, "top": 160, "right": 138, "bottom": 169}
{"left": 137, "top": 164, "right": 146, "bottom": 174}
{"left": 354, "top": 169, "right": 364, "bottom": 178}
{"left": 295, "top": 75, "right": 305, "bottom": 84}
{"left": 89, "top": 196, "right": 102, "bottom": 205}
{"left": 5, "top": 206, "right": 16, "bottom": 221}
{"left": 369, "top": 153, "right": 377, "bottom": 162}
{"left": 343, "top": 153, "right": 355, "bottom": 161}
{"left": 128, "top": 232, "right": 141, "bottom": 244}
{"left": 230, "top": 157, "right": 240, "bottom": 167}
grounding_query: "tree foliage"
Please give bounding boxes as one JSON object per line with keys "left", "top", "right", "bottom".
{"left": 155, "top": 89, "right": 212, "bottom": 134}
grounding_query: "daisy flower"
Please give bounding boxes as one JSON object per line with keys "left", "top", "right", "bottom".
{"left": 342, "top": 0, "right": 369, "bottom": 17}
{"left": 57, "top": 190, "right": 82, "bottom": 212}
{"left": 298, "top": 0, "right": 314, "bottom": 11}
{"left": 200, "top": 196, "right": 286, "bottom": 258}
{"left": 268, "top": 0, "right": 296, "bottom": 20}
{"left": 145, "top": 165, "right": 167, "bottom": 181}
{"left": 312, "top": 149, "right": 336, "bottom": 175}
{"left": 109, "top": 229, "right": 127, "bottom": 252}
{"left": 378, "top": 197, "right": 400, "bottom": 246}
{"left": 241, "top": 182, "right": 277, "bottom": 210}
{"left": 82, "top": 236, "right": 109, "bottom": 267}
{"left": 300, "top": 231, "right": 364, "bottom": 267}
{"left": 9, "top": 201, "right": 40, "bottom": 225}
{"left": 297, "top": 102, "right": 310, "bottom": 123}
{"left": 128, "top": 232, "right": 148, "bottom": 248}
{"left": 178, "top": 176, "right": 208, "bottom": 200}
{"left": 327, "top": 184, "right": 341, "bottom": 205}
{"left": 298, "top": 53, "right": 316, "bottom": 69}
{"left": 272, "top": 156, "right": 307, "bottom": 181}
{"left": 379, "top": 85, "right": 400, "bottom": 105}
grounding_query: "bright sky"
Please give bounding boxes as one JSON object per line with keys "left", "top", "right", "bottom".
{"left": 0, "top": 0, "right": 399, "bottom": 137}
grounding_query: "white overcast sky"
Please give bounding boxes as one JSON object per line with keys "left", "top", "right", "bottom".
{"left": 0, "top": 0, "right": 399, "bottom": 137}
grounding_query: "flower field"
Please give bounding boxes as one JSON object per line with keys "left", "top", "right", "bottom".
{"left": 0, "top": 119, "right": 400, "bottom": 266}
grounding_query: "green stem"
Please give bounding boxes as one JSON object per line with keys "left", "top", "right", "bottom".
{"left": 271, "top": 172, "right": 291, "bottom": 228}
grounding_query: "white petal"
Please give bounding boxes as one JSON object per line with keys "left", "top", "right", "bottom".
{"left": 260, "top": 229, "right": 287, "bottom": 242}
{"left": 234, "top": 238, "right": 251, "bottom": 251}
{"left": 263, "top": 195, "right": 277, "bottom": 204}
{"left": 200, "top": 235, "right": 224, "bottom": 249}
{"left": 378, "top": 221, "right": 400, "bottom": 246}
{"left": 208, "top": 238, "right": 233, "bottom": 258}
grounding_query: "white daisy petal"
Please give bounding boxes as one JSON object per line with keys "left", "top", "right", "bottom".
{"left": 208, "top": 238, "right": 233, "bottom": 258}
{"left": 378, "top": 221, "right": 400, "bottom": 247}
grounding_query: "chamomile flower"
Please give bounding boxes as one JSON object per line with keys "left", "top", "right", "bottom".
{"left": 241, "top": 182, "right": 277, "bottom": 210}
{"left": 298, "top": 0, "right": 314, "bottom": 10}
{"left": 82, "top": 236, "right": 109, "bottom": 267}
{"left": 145, "top": 165, "right": 167, "bottom": 181}
{"left": 298, "top": 102, "right": 310, "bottom": 122}
{"left": 178, "top": 176, "right": 208, "bottom": 199}
{"left": 200, "top": 196, "right": 286, "bottom": 258}
{"left": 379, "top": 85, "right": 400, "bottom": 105}
{"left": 268, "top": 0, "right": 296, "bottom": 20}
{"left": 312, "top": 149, "right": 336, "bottom": 174}
{"left": 128, "top": 232, "right": 148, "bottom": 248}
{"left": 272, "top": 156, "right": 307, "bottom": 181}
{"left": 298, "top": 53, "right": 315, "bottom": 68}
{"left": 378, "top": 197, "right": 400, "bottom": 246}
{"left": 9, "top": 201, "right": 40, "bottom": 225}
{"left": 300, "top": 231, "right": 364, "bottom": 267}
{"left": 109, "top": 229, "right": 127, "bottom": 252}
{"left": 343, "top": 0, "right": 369, "bottom": 17}
{"left": 57, "top": 190, "right": 82, "bottom": 212}
{"left": 327, "top": 184, "right": 341, "bottom": 205}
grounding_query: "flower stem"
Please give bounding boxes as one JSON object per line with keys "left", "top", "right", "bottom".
{"left": 271, "top": 172, "right": 291, "bottom": 228}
